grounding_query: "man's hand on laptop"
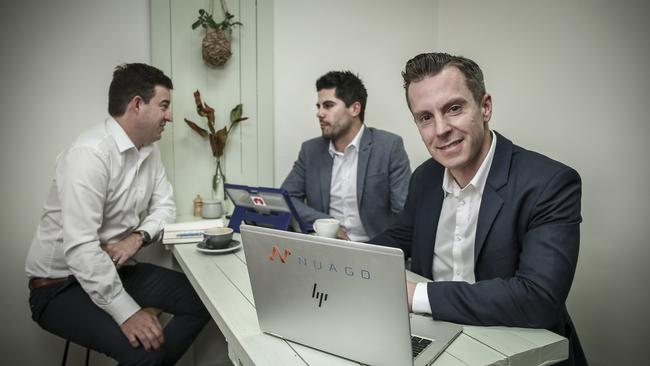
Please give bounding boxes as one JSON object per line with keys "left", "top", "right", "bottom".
{"left": 406, "top": 281, "right": 417, "bottom": 312}
{"left": 336, "top": 228, "right": 350, "bottom": 240}
{"left": 120, "top": 309, "right": 165, "bottom": 351}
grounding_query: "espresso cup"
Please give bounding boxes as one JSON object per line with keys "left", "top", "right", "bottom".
{"left": 204, "top": 227, "right": 233, "bottom": 249}
{"left": 313, "top": 218, "right": 340, "bottom": 238}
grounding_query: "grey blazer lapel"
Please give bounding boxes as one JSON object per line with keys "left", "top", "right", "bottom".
{"left": 320, "top": 148, "right": 333, "bottom": 211}
{"left": 474, "top": 131, "right": 511, "bottom": 263}
{"left": 356, "top": 127, "right": 372, "bottom": 207}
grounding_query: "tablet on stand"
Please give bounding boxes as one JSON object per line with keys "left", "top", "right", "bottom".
{"left": 224, "top": 183, "right": 307, "bottom": 233}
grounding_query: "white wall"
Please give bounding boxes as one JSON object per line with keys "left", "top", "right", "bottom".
{"left": 273, "top": 1, "right": 650, "bottom": 365}
{"left": 273, "top": 0, "right": 438, "bottom": 183}
{"left": 0, "top": 1, "right": 151, "bottom": 364}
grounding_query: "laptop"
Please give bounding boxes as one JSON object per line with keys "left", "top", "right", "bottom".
{"left": 240, "top": 224, "right": 462, "bottom": 366}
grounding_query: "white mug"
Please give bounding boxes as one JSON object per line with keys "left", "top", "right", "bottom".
{"left": 201, "top": 199, "right": 223, "bottom": 219}
{"left": 313, "top": 218, "right": 340, "bottom": 238}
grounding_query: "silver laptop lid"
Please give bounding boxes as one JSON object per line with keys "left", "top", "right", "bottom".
{"left": 241, "top": 224, "right": 414, "bottom": 366}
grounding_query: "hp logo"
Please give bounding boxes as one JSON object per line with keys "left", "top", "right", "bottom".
{"left": 311, "top": 283, "right": 328, "bottom": 307}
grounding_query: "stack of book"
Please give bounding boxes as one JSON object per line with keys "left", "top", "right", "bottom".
{"left": 163, "top": 219, "right": 224, "bottom": 244}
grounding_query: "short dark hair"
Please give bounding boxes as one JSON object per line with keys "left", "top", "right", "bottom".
{"left": 316, "top": 71, "right": 368, "bottom": 122}
{"left": 108, "top": 63, "right": 173, "bottom": 117}
{"left": 402, "top": 52, "right": 486, "bottom": 108}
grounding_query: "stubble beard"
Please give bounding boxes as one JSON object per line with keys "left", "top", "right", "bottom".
{"left": 322, "top": 118, "right": 354, "bottom": 142}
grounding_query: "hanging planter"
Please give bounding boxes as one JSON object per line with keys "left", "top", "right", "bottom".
{"left": 191, "top": 1, "right": 243, "bottom": 68}
{"left": 202, "top": 29, "right": 231, "bottom": 68}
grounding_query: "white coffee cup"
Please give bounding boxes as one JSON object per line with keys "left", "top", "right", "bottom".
{"left": 313, "top": 218, "right": 340, "bottom": 238}
{"left": 201, "top": 199, "right": 223, "bottom": 219}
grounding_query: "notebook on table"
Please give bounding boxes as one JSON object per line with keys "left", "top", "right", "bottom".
{"left": 240, "top": 224, "right": 462, "bottom": 366}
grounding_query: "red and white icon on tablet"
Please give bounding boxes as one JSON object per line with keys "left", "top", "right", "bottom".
{"left": 251, "top": 196, "right": 266, "bottom": 206}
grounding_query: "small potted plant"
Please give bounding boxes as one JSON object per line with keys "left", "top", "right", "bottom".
{"left": 192, "top": 1, "right": 243, "bottom": 67}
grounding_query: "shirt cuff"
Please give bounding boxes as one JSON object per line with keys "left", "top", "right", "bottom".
{"left": 412, "top": 282, "right": 432, "bottom": 314}
{"left": 99, "top": 290, "right": 141, "bottom": 325}
{"left": 138, "top": 222, "right": 159, "bottom": 239}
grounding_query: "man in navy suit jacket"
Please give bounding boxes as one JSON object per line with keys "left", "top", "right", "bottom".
{"left": 282, "top": 71, "right": 411, "bottom": 241}
{"left": 370, "top": 53, "right": 587, "bottom": 365}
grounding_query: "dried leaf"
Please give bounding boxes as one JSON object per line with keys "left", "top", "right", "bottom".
{"left": 209, "top": 134, "right": 219, "bottom": 157}
{"left": 184, "top": 119, "right": 208, "bottom": 137}
{"left": 230, "top": 104, "right": 243, "bottom": 124}
{"left": 215, "top": 127, "right": 228, "bottom": 156}
{"left": 203, "top": 102, "right": 215, "bottom": 115}
{"left": 193, "top": 90, "right": 207, "bottom": 117}
{"left": 204, "top": 102, "right": 216, "bottom": 134}
{"left": 232, "top": 117, "right": 248, "bottom": 124}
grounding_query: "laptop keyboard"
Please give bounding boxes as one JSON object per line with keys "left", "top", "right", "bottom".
{"left": 411, "top": 335, "right": 433, "bottom": 358}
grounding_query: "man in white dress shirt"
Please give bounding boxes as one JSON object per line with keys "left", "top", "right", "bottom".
{"left": 25, "top": 63, "right": 210, "bottom": 365}
{"left": 281, "top": 71, "right": 411, "bottom": 241}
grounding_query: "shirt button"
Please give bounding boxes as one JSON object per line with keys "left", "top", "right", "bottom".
{"left": 459, "top": 200, "right": 465, "bottom": 206}
{"left": 455, "top": 270, "right": 462, "bottom": 276}
{"left": 455, "top": 236, "right": 462, "bottom": 241}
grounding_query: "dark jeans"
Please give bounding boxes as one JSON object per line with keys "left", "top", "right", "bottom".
{"left": 29, "top": 263, "right": 211, "bottom": 366}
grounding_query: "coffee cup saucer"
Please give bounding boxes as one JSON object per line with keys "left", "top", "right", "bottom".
{"left": 196, "top": 239, "right": 242, "bottom": 254}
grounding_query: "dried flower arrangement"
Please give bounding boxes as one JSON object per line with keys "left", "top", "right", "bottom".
{"left": 184, "top": 90, "right": 248, "bottom": 197}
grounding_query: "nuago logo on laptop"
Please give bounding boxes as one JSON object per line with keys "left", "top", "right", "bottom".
{"left": 267, "top": 245, "right": 291, "bottom": 263}
{"left": 266, "top": 244, "right": 372, "bottom": 280}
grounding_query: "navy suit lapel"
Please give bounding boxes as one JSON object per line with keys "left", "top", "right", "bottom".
{"left": 356, "top": 127, "right": 372, "bottom": 207}
{"left": 474, "top": 131, "right": 511, "bottom": 263}
{"left": 475, "top": 187, "right": 503, "bottom": 263}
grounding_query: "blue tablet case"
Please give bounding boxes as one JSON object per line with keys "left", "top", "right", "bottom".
{"left": 224, "top": 183, "right": 307, "bottom": 233}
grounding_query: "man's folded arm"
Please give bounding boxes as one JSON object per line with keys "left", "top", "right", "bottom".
{"left": 140, "top": 147, "right": 176, "bottom": 237}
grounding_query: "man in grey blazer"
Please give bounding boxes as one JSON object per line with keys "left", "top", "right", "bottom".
{"left": 281, "top": 71, "right": 411, "bottom": 241}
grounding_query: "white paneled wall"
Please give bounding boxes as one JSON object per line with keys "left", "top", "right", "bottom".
{"left": 152, "top": 0, "right": 274, "bottom": 218}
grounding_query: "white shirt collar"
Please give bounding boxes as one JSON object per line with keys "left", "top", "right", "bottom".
{"left": 106, "top": 117, "right": 136, "bottom": 153}
{"left": 442, "top": 130, "right": 497, "bottom": 196}
{"left": 328, "top": 124, "right": 365, "bottom": 157}
{"left": 106, "top": 116, "right": 153, "bottom": 156}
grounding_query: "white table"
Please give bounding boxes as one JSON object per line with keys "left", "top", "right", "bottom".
{"left": 170, "top": 235, "right": 568, "bottom": 366}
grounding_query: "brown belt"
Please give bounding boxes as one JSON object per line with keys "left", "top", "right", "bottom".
{"left": 29, "top": 277, "right": 68, "bottom": 289}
